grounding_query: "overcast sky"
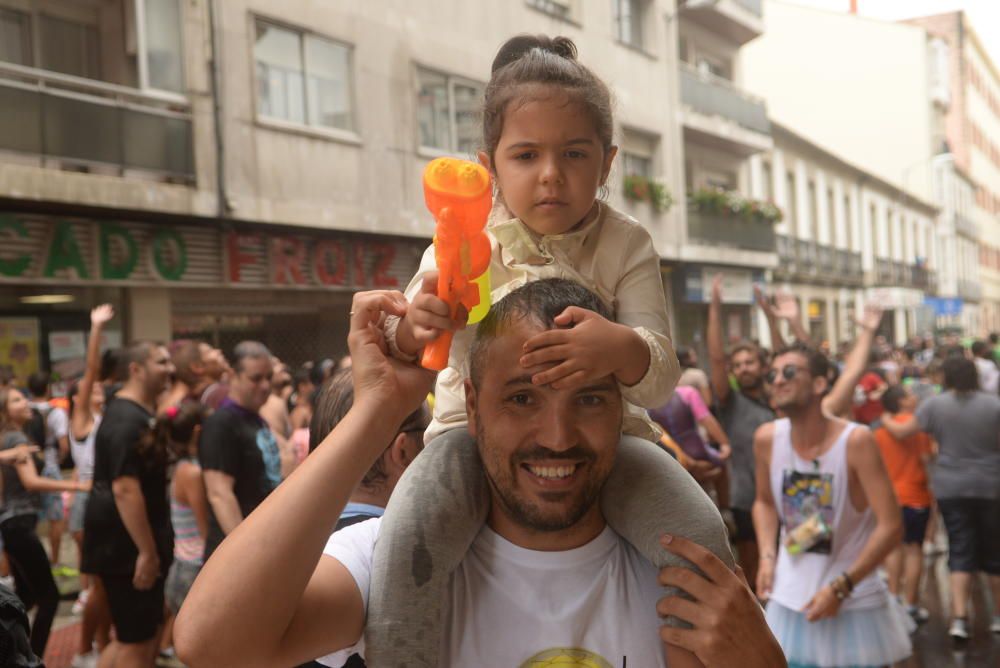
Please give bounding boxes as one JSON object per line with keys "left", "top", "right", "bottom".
{"left": 782, "top": 0, "right": 1000, "bottom": 69}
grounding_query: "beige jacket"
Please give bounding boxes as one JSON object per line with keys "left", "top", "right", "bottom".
{"left": 388, "top": 201, "right": 679, "bottom": 443}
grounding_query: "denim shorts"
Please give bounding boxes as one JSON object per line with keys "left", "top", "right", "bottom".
{"left": 937, "top": 497, "right": 1000, "bottom": 574}
{"left": 901, "top": 506, "right": 930, "bottom": 545}
{"left": 68, "top": 491, "right": 89, "bottom": 534}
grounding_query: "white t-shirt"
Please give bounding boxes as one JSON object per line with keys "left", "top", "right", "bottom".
{"left": 975, "top": 357, "right": 999, "bottom": 394}
{"left": 318, "top": 518, "right": 668, "bottom": 667}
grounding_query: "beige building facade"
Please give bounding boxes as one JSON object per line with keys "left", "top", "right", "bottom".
{"left": 755, "top": 124, "right": 939, "bottom": 349}
{"left": 1, "top": 0, "right": 700, "bottom": 381}
{"left": 741, "top": 0, "right": 988, "bottom": 336}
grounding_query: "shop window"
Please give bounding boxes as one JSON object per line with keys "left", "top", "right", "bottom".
{"left": 416, "top": 66, "right": 484, "bottom": 155}
{"left": 255, "top": 19, "right": 355, "bottom": 132}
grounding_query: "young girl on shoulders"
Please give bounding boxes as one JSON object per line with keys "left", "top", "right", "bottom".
{"left": 370, "top": 34, "right": 730, "bottom": 664}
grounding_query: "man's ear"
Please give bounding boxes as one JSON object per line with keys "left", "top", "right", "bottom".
{"left": 386, "top": 432, "right": 412, "bottom": 474}
{"left": 465, "top": 378, "right": 478, "bottom": 437}
{"left": 813, "top": 375, "right": 830, "bottom": 397}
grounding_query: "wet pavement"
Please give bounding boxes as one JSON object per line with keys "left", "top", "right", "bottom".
{"left": 896, "top": 552, "right": 999, "bottom": 668}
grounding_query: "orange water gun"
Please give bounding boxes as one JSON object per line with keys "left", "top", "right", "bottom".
{"left": 420, "top": 157, "right": 493, "bottom": 371}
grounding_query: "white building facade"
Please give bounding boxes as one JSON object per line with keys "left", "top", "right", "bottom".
{"left": 740, "top": 0, "right": 986, "bottom": 335}
{"left": 755, "top": 124, "right": 939, "bottom": 349}
{"left": 0, "top": 0, "right": 695, "bottom": 378}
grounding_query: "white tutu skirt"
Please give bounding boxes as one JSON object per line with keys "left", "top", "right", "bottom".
{"left": 765, "top": 599, "right": 912, "bottom": 667}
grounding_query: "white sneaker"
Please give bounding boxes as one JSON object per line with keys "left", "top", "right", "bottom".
{"left": 949, "top": 618, "right": 969, "bottom": 641}
{"left": 71, "top": 588, "right": 90, "bottom": 615}
{"left": 70, "top": 650, "right": 98, "bottom": 668}
{"left": 991, "top": 615, "right": 1000, "bottom": 634}
{"left": 907, "top": 605, "right": 930, "bottom": 624}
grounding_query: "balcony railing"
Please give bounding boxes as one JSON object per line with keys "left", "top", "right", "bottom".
{"left": 687, "top": 209, "right": 776, "bottom": 253}
{"left": 775, "top": 235, "right": 862, "bottom": 285}
{"left": 876, "top": 258, "right": 894, "bottom": 285}
{"left": 954, "top": 212, "right": 980, "bottom": 240}
{"left": 679, "top": 63, "right": 770, "bottom": 136}
{"left": 0, "top": 61, "right": 194, "bottom": 181}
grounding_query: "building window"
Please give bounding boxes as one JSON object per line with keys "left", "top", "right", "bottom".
{"left": 0, "top": 8, "right": 32, "bottom": 66}
{"left": 526, "top": 0, "right": 575, "bottom": 21}
{"left": 416, "top": 67, "right": 484, "bottom": 155}
{"left": 143, "top": 0, "right": 185, "bottom": 93}
{"left": 40, "top": 13, "right": 101, "bottom": 79}
{"left": 613, "top": 0, "right": 646, "bottom": 49}
{"left": 255, "top": 20, "right": 355, "bottom": 132}
{"left": 843, "top": 194, "right": 853, "bottom": 249}
{"left": 785, "top": 171, "right": 797, "bottom": 229}
{"left": 621, "top": 128, "right": 657, "bottom": 179}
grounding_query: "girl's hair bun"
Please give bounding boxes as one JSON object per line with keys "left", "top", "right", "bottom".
{"left": 491, "top": 34, "right": 578, "bottom": 73}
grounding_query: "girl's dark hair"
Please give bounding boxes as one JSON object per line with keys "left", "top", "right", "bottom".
{"left": 483, "top": 34, "right": 614, "bottom": 168}
{"left": 136, "top": 400, "right": 207, "bottom": 469}
{"left": 676, "top": 346, "right": 696, "bottom": 369}
{"left": 941, "top": 357, "right": 978, "bottom": 393}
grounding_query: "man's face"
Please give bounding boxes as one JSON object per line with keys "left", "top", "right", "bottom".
{"left": 198, "top": 343, "right": 229, "bottom": 381}
{"left": 466, "top": 317, "right": 622, "bottom": 534}
{"left": 136, "top": 346, "right": 174, "bottom": 398}
{"left": 231, "top": 356, "right": 273, "bottom": 412}
{"left": 730, "top": 349, "right": 763, "bottom": 391}
{"left": 768, "top": 352, "right": 817, "bottom": 414}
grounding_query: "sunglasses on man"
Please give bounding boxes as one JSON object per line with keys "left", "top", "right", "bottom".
{"left": 765, "top": 365, "right": 804, "bottom": 384}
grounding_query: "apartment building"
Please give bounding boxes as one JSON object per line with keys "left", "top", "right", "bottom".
{"left": 741, "top": 0, "right": 985, "bottom": 336}
{"left": 671, "top": 0, "right": 776, "bottom": 349}
{"left": 0, "top": 0, "right": 691, "bottom": 380}
{"left": 905, "top": 12, "right": 1000, "bottom": 333}
{"left": 755, "top": 124, "right": 939, "bottom": 349}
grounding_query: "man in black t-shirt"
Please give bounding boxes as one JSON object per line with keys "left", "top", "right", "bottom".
{"left": 200, "top": 341, "right": 280, "bottom": 561}
{"left": 81, "top": 340, "right": 174, "bottom": 666}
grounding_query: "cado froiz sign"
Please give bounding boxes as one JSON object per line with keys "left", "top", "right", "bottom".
{"left": 0, "top": 213, "right": 423, "bottom": 289}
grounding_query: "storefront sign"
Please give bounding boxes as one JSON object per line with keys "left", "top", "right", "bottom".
{"left": 0, "top": 213, "right": 425, "bottom": 290}
{"left": 923, "top": 296, "right": 963, "bottom": 317}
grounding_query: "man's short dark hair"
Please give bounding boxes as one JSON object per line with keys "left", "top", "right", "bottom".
{"left": 100, "top": 348, "right": 127, "bottom": 383}
{"left": 729, "top": 340, "right": 767, "bottom": 366}
{"left": 232, "top": 341, "right": 271, "bottom": 374}
{"left": 971, "top": 340, "right": 988, "bottom": 358}
{"left": 881, "top": 385, "right": 906, "bottom": 414}
{"left": 942, "top": 357, "right": 978, "bottom": 393}
{"left": 469, "top": 278, "right": 612, "bottom": 390}
{"left": 170, "top": 339, "right": 205, "bottom": 386}
{"left": 676, "top": 346, "right": 695, "bottom": 368}
{"left": 989, "top": 332, "right": 998, "bottom": 345}
{"left": 309, "top": 369, "right": 428, "bottom": 487}
{"left": 26, "top": 372, "right": 50, "bottom": 398}
{"left": 123, "top": 341, "right": 160, "bottom": 375}
{"left": 775, "top": 342, "right": 838, "bottom": 392}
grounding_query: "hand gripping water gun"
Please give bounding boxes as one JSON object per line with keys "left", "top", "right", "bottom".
{"left": 421, "top": 157, "right": 493, "bottom": 371}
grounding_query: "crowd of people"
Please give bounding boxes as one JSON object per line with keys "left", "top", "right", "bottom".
{"left": 0, "top": 32, "right": 998, "bottom": 668}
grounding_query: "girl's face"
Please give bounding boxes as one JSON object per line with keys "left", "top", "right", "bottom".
{"left": 482, "top": 89, "right": 616, "bottom": 236}
{"left": 4, "top": 389, "right": 31, "bottom": 426}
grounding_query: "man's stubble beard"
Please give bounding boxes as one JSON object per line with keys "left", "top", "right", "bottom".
{"left": 475, "top": 417, "right": 608, "bottom": 534}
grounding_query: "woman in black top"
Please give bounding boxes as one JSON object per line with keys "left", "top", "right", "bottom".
{"left": 0, "top": 387, "right": 89, "bottom": 656}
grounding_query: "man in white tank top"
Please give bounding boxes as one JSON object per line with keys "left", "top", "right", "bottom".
{"left": 751, "top": 343, "right": 912, "bottom": 668}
